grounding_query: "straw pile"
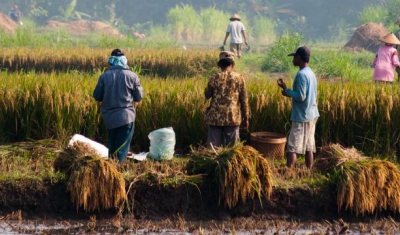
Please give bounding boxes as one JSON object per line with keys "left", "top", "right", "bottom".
{"left": 337, "top": 159, "right": 400, "bottom": 216}
{"left": 187, "top": 143, "right": 273, "bottom": 208}
{"left": 314, "top": 143, "right": 365, "bottom": 174}
{"left": 56, "top": 141, "right": 126, "bottom": 212}
{"left": 315, "top": 143, "right": 400, "bottom": 215}
{"left": 54, "top": 140, "right": 105, "bottom": 174}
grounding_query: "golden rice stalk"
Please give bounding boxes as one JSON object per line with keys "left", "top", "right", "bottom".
{"left": 337, "top": 159, "right": 400, "bottom": 216}
{"left": 187, "top": 143, "right": 273, "bottom": 208}
{"left": 314, "top": 143, "right": 365, "bottom": 174}
{"left": 66, "top": 150, "right": 126, "bottom": 212}
{"left": 54, "top": 140, "right": 105, "bottom": 174}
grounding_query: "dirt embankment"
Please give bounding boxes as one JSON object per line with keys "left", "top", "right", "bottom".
{"left": 0, "top": 13, "right": 20, "bottom": 34}
{"left": 0, "top": 176, "right": 396, "bottom": 223}
{"left": 44, "top": 20, "right": 126, "bottom": 39}
{"left": 0, "top": 15, "right": 126, "bottom": 39}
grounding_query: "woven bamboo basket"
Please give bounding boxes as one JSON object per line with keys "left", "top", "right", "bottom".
{"left": 250, "top": 132, "right": 287, "bottom": 159}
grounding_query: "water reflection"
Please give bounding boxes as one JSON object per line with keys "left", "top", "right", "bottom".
{"left": 0, "top": 218, "right": 399, "bottom": 234}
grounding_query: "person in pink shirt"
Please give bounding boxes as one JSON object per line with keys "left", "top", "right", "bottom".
{"left": 373, "top": 33, "right": 400, "bottom": 83}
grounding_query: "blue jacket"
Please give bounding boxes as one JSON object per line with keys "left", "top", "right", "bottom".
{"left": 93, "top": 67, "right": 144, "bottom": 129}
{"left": 284, "top": 67, "right": 319, "bottom": 122}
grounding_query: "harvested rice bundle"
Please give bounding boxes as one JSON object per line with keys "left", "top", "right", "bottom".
{"left": 187, "top": 143, "right": 273, "bottom": 208}
{"left": 67, "top": 155, "right": 126, "bottom": 212}
{"left": 60, "top": 141, "right": 126, "bottom": 212}
{"left": 54, "top": 140, "right": 105, "bottom": 174}
{"left": 337, "top": 159, "right": 400, "bottom": 216}
{"left": 314, "top": 143, "right": 365, "bottom": 174}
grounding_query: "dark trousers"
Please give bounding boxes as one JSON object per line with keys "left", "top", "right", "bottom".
{"left": 206, "top": 125, "right": 239, "bottom": 149}
{"left": 107, "top": 122, "right": 134, "bottom": 162}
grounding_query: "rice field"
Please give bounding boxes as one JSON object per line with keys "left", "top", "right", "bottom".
{"left": 0, "top": 58, "right": 398, "bottom": 157}
{"left": 0, "top": 47, "right": 217, "bottom": 77}
{"left": 2, "top": 46, "right": 400, "bottom": 223}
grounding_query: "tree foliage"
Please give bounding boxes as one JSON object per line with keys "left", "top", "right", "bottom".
{"left": 0, "top": 0, "right": 388, "bottom": 41}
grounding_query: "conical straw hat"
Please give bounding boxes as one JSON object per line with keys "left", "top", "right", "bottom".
{"left": 230, "top": 14, "right": 241, "bottom": 20}
{"left": 395, "top": 18, "right": 400, "bottom": 25}
{"left": 379, "top": 33, "right": 400, "bottom": 45}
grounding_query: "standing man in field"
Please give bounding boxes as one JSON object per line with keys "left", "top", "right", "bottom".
{"left": 277, "top": 46, "right": 319, "bottom": 169}
{"left": 93, "top": 48, "right": 144, "bottom": 163}
{"left": 9, "top": 5, "right": 22, "bottom": 25}
{"left": 223, "top": 14, "right": 249, "bottom": 59}
{"left": 204, "top": 52, "right": 249, "bottom": 149}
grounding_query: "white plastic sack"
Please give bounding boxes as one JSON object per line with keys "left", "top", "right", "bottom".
{"left": 68, "top": 134, "right": 109, "bottom": 159}
{"left": 148, "top": 127, "right": 176, "bottom": 161}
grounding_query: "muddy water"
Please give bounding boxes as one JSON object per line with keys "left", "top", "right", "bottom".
{"left": 0, "top": 219, "right": 399, "bottom": 234}
{"left": 0, "top": 218, "right": 400, "bottom": 235}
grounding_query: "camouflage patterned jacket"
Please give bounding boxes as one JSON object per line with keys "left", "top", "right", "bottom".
{"left": 204, "top": 71, "right": 249, "bottom": 126}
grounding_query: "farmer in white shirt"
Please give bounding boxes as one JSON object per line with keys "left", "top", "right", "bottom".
{"left": 223, "top": 14, "right": 249, "bottom": 59}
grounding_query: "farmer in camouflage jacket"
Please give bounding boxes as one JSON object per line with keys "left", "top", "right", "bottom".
{"left": 204, "top": 51, "right": 249, "bottom": 148}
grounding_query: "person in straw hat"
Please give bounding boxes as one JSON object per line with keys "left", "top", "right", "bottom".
{"left": 223, "top": 13, "right": 249, "bottom": 59}
{"left": 372, "top": 33, "right": 400, "bottom": 83}
{"left": 204, "top": 52, "right": 249, "bottom": 149}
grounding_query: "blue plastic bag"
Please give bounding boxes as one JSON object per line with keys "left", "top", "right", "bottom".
{"left": 148, "top": 127, "right": 176, "bottom": 161}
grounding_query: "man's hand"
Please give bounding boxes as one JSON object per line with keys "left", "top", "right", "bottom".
{"left": 277, "top": 78, "right": 287, "bottom": 90}
{"left": 281, "top": 89, "right": 290, "bottom": 97}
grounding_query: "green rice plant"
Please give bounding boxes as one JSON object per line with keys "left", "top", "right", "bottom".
{"left": 261, "top": 31, "right": 302, "bottom": 73}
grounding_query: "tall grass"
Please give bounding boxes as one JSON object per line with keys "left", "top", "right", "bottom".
{"left": 261, "top": 31, "right": 302, "bottom": 73}
{"left": 312, "top": 49, "right": 373, "bottom": 81}
{"left": 199, "top": 7, "right": 227, "bottom": 43}
{"left": 0, "top": 47, "right": 217, "bottom": 77}
{"left": 358, "top": 5, "right": 388, "bottom": 26}
{"left": 0, "top": 25, "right": 177, "bottom": 49}
{"left": 0, "top": 71, "right": 101, "bottom": 143}
{"left": 1, "top": 70, "right": 400, "bottom": 157}
{"left": 167, "top": 4, "right": 203, "bottom": 42}
{"left": 261, "top": 33, "right": 374, "bottom": 82}
{"left": 251, "top": 16, "right": 276, "bottom": 45}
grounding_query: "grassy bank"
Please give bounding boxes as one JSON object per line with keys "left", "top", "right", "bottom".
{"left": 1, "top": 140, "right": 400, "bottom": 223}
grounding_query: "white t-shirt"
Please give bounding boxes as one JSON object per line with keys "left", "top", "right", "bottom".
{"left": 226, "top": 21, "right": 245, "bottom": 44}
